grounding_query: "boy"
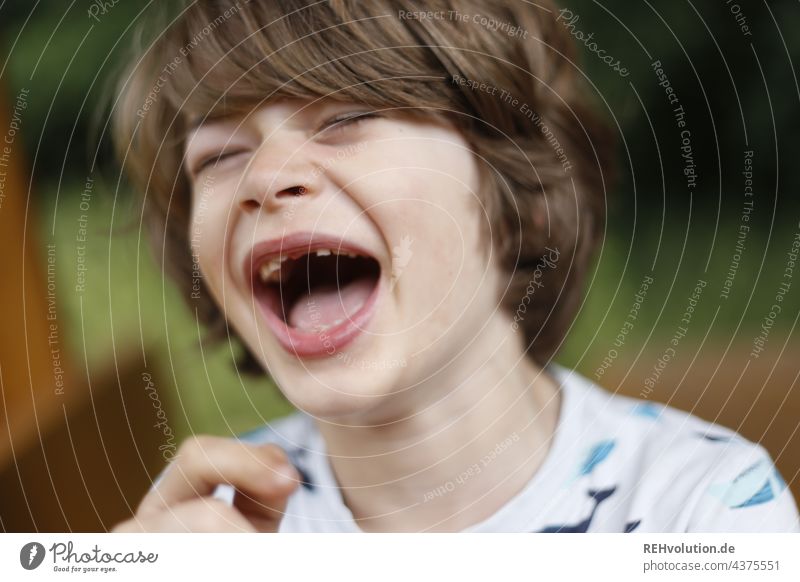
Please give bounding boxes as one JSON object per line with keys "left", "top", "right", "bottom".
{"left": 111, "top": 0, "right": 798, "bottom": 532}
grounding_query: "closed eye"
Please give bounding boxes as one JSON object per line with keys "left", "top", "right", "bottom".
{"left": 192, "top": 149, "right": 249, "bottom": 176}
{"left": 315, "top": 111, "right": 381, "bottom": 138}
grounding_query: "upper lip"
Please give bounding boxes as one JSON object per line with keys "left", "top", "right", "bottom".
{"left": 244, "top": 231, "right": 377, "bottom": 288}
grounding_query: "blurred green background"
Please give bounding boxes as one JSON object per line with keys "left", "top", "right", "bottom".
{"left": 2, "top": 0, "right": 799, "bottom": 443}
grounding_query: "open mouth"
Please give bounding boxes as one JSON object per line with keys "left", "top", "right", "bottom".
{"left": 249, "top": 236, "right": 382, "bottom": 357}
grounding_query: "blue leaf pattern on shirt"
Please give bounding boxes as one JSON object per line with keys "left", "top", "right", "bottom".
{"left": 707, "top": 459, "right": 784, "bottom": 509}
{"left": 580, "top": 440, "right": 616, "bottom": 476}
{"left": 733, "top": 479, "right": 774, "bottom": 508}
{"left": 632, "top": 402, "right": 662, "bottom": 419}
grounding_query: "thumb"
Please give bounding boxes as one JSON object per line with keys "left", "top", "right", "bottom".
{"left": 232, "top": 447, "right": 300, "bottom": 532}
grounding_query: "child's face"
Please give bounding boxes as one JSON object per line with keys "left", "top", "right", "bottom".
{"left": 185, "top": 98, "right": 507, "bottom": 419}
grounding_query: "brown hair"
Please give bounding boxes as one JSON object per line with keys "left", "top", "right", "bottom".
{"left": 112, "top": 0, "right": 616, "bottom": 371}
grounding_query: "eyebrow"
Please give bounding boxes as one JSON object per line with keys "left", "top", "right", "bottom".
{"left": 186, "top": 115, "right": 224, "bottom": 133}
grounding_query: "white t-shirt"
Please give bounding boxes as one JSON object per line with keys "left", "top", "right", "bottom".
{"left": 222, "top": 362, "right": 800, "bottom": 532}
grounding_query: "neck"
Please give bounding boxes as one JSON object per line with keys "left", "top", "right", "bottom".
{"left": 315, "top": 313, "right": 562, "bottom": 532}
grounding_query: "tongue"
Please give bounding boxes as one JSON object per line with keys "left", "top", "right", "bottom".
{"left": 288, "top": 277, "right": 374, "bottom": 331}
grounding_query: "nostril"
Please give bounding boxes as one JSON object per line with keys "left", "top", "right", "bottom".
{"left": 240, "top": 199, "right": 260, "bottom": 212}
{"left": 241, "top": 185, "right": 309, "bottom": 211}
{"left": 276, "top": 185, "right": 307, "bottom": 198}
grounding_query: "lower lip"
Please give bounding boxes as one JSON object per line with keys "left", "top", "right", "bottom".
{"left": 256, "top": 278, "right": 381, "bottom": 358}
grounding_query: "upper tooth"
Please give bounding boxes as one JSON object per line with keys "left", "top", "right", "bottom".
{"left": 259, "top": 258, "right": 283, "bottom": 283}
{"left": 257, "top": 247, "right": 361, "bottom": 284}
{"left": 259, "top": 263, "right": 272, "bottom": 282}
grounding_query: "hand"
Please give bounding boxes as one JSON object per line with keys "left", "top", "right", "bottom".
{"left": 111, "top": 436, "right": 299, "bottom": 532}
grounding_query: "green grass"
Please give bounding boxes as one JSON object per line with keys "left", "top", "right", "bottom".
{"left": 562, "top": 216, "right": 799, "bottom": 375}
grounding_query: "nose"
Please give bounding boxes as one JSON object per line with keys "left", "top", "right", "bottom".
{"left": 236, "top": 140, "right": 321, "bottom": 213}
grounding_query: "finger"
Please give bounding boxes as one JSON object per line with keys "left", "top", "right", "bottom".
{"left": 138, "top": 436, "right": 300, "bottom": 519}
{"left": 232, "top": 482, "right": 295, "bottom": 532}
{"left": 113, "top": 497, "right": 257, "bottom": 533}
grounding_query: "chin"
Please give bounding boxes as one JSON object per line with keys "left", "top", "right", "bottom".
{"left": 266, "top": 356, "right": 410, "bottom": 421}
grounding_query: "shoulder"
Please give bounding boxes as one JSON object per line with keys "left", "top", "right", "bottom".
{"left": 547, "top": 363, "right": 799, "bottom": 532}
{"left": 549, "top": 361, "right": 754, "bottom": 464}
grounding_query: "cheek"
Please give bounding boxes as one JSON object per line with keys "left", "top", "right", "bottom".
{"left": 353, "top": 138, "right": 488, "bottom": 323}
{"left": 189, "top": 193, "right": 232, "bottom": 298}
{"left": 351, "top": 131, "right": 483, "bottom": 249}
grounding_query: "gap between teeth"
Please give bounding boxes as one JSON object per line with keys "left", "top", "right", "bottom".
{"left": 258, "top": 249, "right": 359, "bottom": 283}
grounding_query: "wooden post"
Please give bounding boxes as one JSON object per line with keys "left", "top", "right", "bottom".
{"left": 0, "top": 80, "right": 165, "bottom": 532}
